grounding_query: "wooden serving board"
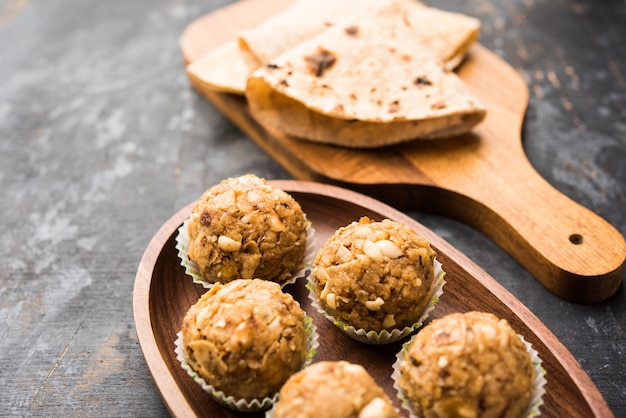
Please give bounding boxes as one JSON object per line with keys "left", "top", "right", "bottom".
{"left": 133, "top": 181, "right": 613, "bottom": 417}
{"left": 180, "top": 0, "right": 626, "bottom": 303}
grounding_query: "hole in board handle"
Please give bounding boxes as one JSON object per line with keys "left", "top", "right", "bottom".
{"left": 569, "top": 233, "right": 583, "bottom": 245}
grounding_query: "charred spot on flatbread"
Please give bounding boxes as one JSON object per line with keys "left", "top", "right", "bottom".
{"left": 415, "top": 76, "right": 433, "bottom": 86}
{"left": 304, "top": 48, "right": 337, "bottom": 77}
{"left": 431, "top": 100, "right": 447, "bottom": 110}
{"left": 388, "top": 100, "right": 401, "bottom": 113}
{"left": 344, "top": 25, "right": 360, "bottom": 36}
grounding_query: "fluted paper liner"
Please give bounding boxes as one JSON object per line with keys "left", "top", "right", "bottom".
{"left": 392, "top": 333, "right": 547, "bottom": 417}
{"left": 307, "top": 259, "right": 446, "bottom": 345}
{"left": 175, "top": 314, "right": 319, "bottom": 412}
{"left": 175, "top": 216, "right": 316, "bottom": 289}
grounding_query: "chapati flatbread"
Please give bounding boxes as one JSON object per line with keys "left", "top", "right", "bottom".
{"left": 238, "top": 0, "right": 383, "bottom": 71}
{"left": 403, "top": 4, "right": 480, "bottom": 71}
{"left": 186, "top": 40, "right": 249, "bottom": 94}
{"left": 187, "top": 0, "right": 480, "bottom": 95}
{"left": 246, "top": 2, "right": 486, "bottom": 147}
{"left": 240, "top": 0, "right": 479, "bottom": 72}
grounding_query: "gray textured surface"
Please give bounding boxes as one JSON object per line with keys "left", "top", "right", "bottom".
{"left": 1, "top": 0, "right": 624, "bottom": 416}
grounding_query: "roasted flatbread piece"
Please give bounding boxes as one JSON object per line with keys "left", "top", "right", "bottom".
{"left": 246, "top": 3, "right": 486, "bottom": 148}
{"left": 238, "top": 0, "right": 383, "bottom": 71}
{"left": 403, "top": 4, "right": 480, "bottom": 71}
{"left": 240, "top": 0, "right": 479, "bottom": 72}
{"left": 185, "top": 40, "right": 249, "bottom": 94}
{"left": 187, "top": 0, "right": 480, "bottom": 95}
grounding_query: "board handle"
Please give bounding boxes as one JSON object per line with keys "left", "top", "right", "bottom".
{"left": 438, "top": 154, "right": 626, "bottom": 304}
{"left": 439, "top": 48, "right": 626, "bottom": 304}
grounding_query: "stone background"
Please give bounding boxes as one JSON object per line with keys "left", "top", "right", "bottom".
{"left": 1, "top": 0, "right": 624, "bottom": 416}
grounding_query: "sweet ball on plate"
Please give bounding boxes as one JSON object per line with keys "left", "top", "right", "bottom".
{"left": 272, "top": 360, "right": 399, "bottom": 418}
{"left": 396, "top": 311, "right": 540, "bottom": 418}
{"left": 183, "top": 174, "right": 309, "bottom": 286}
{"left": 179, "top": 279, "right": 315, "bottom": 410}
{"left": 310, "top": 217, "right": 444, "bottom": 343}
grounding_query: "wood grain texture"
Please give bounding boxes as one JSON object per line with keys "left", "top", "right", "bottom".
{"left": 180, "top": 0, "right": 626, "bottom": 304}
{"left": 1, "top": 0, "right": 624, "bottom": 417}
{"left": 133, "top": 180, "right": 613, "bottom": 417}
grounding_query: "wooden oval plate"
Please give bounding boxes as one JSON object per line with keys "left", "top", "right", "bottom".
{"left": 133, "top": 180, "right": 612, "bottom": 417}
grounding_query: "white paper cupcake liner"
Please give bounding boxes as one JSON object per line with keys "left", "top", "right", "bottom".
{"left": 307, "top": 259, "right": 446, "bottom": 345}
{"left": 175, "top": 216, "right": 316, "bottom": 289}
{"left": 392, "top": 333, "right": 547, "bottom": 418}
{"left": 175, "top": 314, "right": 319, "bottom": 412}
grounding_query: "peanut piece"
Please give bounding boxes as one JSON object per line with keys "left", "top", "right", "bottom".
{"left": 359, "top": 398, "right": 395, "bottom": 418}
{"left": 364, "top": 297, "right": 385, "bottom": 311}
{"left": 363, "top": 239, "right": 384, "bottom": 263}
{"left": 217, "top": 235, "right": 241, "bottom": 252}
{"left": 326, "top": 293, "right": 337, "bottom": 309}
{"left": 383, "top": 314, "right": 396, "bottom": 328}
{"left": 375, "top": 239, "right": 403, "bottom": 258}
